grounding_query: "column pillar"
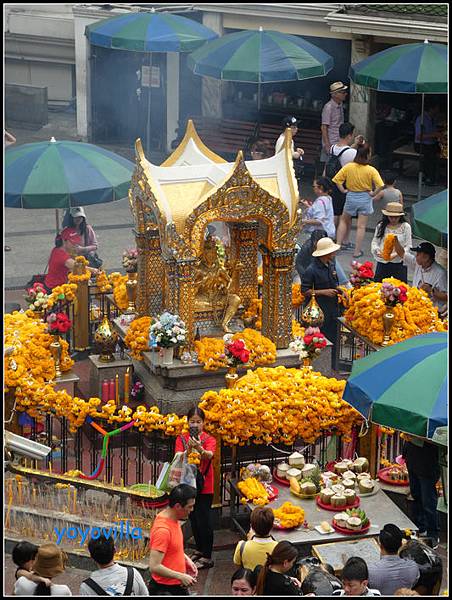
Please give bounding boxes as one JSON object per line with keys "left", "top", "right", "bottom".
{"left": 349, "top": 35, "right": 377, "bottom": 146}
{"left": 261, "top": 249, "right": 294, "bottom": 349}
{"left": 166, "top": 52, "right": 180, "bottom": 152}
{"left": 176, "top": 260, "right": 196, "bottom": 347}
{"left": 201, "top": 12, "right": 223, "bottom": 118}
{"left": 164, "top": 259, "right": 178, "bottom": 314}
{"left": 135, "top": 228, "right": 164, "bottom": 317}
{"left": 74, "top": 14, "right": 94, "bottom": 140}
{"left": 229, "top": 222, "right": 259, "bottom": 309}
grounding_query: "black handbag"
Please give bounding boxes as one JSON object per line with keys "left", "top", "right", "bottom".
{"left": 87, "top": 252, "right": 103, "bottom": 269}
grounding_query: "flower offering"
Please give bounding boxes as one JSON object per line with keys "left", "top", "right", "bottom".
{"left": 24, "top": 283, "right": 50, "bottom": 312}
{"left": 349, "top": 260, "right": 375, "bottom": 287}
{"left": 381, "top": 281, "right": 408, "bottom": 306}
{"left": 46, "top": 312, "right": 72, "bottom": 334}
{"left": 122, "top": 248, "right": 138, "bottom": 272}
{"left": 149, "top": 312, "right": 186, "bottom": 348}
{"left": 289, "top": 326, "right": 327, "bottom": 361}
{"left": 381, "top": 234, "right": 396, "bottom": 261}
{"left": 224, "top": 335, "right": 250, "bottom": 367}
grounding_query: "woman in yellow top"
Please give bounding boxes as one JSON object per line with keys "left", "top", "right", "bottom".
{"left": 333, "top": 143, "right": 384, "bottom": 258}
{"left": 233, "top": 506, "right": 278, "bottom": 571}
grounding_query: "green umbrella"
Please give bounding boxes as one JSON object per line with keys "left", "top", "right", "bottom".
{"left": 5, "top": 138, "right": 134, "bottom": 209}
{"left": 342, "top": 333, "right": 447, "bottom": 439}
{"left": 412, "top": 189, "right": 447, "bottom": 247}
{"left": 349, "top": 40, "right": 447, "bottom": 201}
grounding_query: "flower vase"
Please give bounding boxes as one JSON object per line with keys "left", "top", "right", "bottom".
{"left": 125, "top": 272, "right": 138, "bottom": 314}
{"left": 225, "top": 367, "right": 239, "bottom": 389}
{"left": 94, "top": 316, "right": 119, "bottom": 362}
{"left": 382, "top": 307, "right": 395, "bottom": 346}
{"left": 161, "top": 347, "right": 174, "bottom": 365}
{"left": 50, "top": 336, "right": 63, "bottom": 378}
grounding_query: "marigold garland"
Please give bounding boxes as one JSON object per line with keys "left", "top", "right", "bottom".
{"left": 237, "top": 477, "right": 269, "bottom": 505}
{"left": 68, "top": 271, "right": 91, "bottom": 284}
{"left": 243, "top": 298, "right": 262, "bottom": 329}
{"left": 46, "top": 283, "right": 78, "bottom": 309}
{"left": 292, "top": 285, "right": 305, "bottom": 308}
{"left": 292, "top": 320, "right": 305, "bottom": 339}
{"left": 109, "top": 273, "right": 128, "bottom": 310}
{"left": 4, "top": 313, "right": 189, "bottom": 436}
{"left": 273, "top": 502, "right": 305, "bottom": 528}
{"left": 381, "top": 234, "right": 396, "bottom": 261}
{"left": 195, "top": 329, "right": 276, "bottom": 371}
{"left": 344, "top": 278, "right": 447, "bottom": 345}
{"left": 124, "top": 316, "right": 153, "bottom": 360}
{"left": 199, "top": 366, "right": 361, "bottom": 445}
{"left": 95, "top": 271, "right": 112, "bottom": 293}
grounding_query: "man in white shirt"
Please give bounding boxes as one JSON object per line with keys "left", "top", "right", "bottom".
{"left": 393, "top": 240, "right": 448, "bottom": 314}
{"left": 320, "top": 82, "right": 348, "bottom": 165}
{"left": 80, "top": 534, "right": 149, "bottom": 596}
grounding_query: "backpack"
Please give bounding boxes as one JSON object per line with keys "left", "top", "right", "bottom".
{"left": 82, "top": 566, "right": 134, "bottom": 596}
{"left": 324, "top": 146, "right": 350, "bottom": 179}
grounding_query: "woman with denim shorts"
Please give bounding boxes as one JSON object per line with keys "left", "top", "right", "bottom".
{"left": 332, "top": 144, "right": 384, "bottom": 259}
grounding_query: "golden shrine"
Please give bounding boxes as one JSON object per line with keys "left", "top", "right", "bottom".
{"left": 128, "top": 120, "right": 302, "bottom": 349}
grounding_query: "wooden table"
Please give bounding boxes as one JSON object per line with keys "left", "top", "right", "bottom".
{"left": 229, "top": 479, "right": 417, "bottom": 547}
{"left": 392, "top": 144, "right": 421, "bottom": 174}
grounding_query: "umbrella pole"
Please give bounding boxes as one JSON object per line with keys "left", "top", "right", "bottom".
{"left": 256, "top": 80, "right": 261, "bottom": 138}
{"left": 146, "top": 53, "right": 152, "bottom": 155}
{"left": 417, "top": 93, "right": 425, "bottom": 202}
{"left": 55, "top": 209, "right": 60, "bottom": 235}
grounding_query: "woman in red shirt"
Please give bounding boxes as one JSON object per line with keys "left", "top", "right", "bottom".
{"left": 44, "top": 227, "right": 99, "bottom": 291}
{"left": 175, "top": 407, "right": 216, "bottom": 570}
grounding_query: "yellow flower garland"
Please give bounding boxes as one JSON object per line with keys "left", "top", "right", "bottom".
{"left": 292, "top": 320, "right": 305, "bottom": 339}
{"left": 344, "top": 278, "right": 447, "bottom": 345}
{"left": 292, "top": 284, "right": 305, "bottom": 308}
{"left": 237, "top": 477, "right": 269, "bottom": 505}
{"left": 199, "top": 366, "right": 360, "bottom": 445}
{"left": 273, "top": 502, "right": 305, "bottom": 528}
{"left": 195, "top": 329, "right": 276, "bottom": 371}
{"left": 124, "top": 316, "right": 153, "bottom": 360}
{"left": 381, "top": 234, "right": 396, "bottom": 261}
{"left": 109, "top": 273, "right": 128, "bottom": 310}
{"left": 46, "top": 283, "right": 78, "bottom": 309}
{"left": 95, "top": 271, "right": 112, "bottom": 293}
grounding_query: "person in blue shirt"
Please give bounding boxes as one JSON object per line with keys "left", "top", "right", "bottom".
{"left": 414, "top": 104, "right": 440, "bottom": 185}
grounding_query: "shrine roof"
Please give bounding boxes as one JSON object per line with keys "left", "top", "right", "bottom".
{"left": 136, "top": 120, "right": 299, "bottom": 234}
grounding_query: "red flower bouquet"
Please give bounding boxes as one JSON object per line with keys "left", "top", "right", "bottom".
{"left": 224, "top": 337, "right": 250, "bottom": 367}
{"left": 381, "top": 282, "right": 408, "bottom": 307}
{"left": 303, "top": 326, "right": 327, "bottom": 359}
{"left": 47, "top": 312, "right": 72, "bottom": 334}
{"left": 350, "top": 260, "right": 375, "bottom": 287}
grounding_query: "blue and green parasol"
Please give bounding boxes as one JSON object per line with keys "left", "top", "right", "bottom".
{"left": 342, "top": 333, "right": 447, "bottom": 439}
{"left": 412, "top": 189, "right": 447, "bottom": 248}
{"left": 5, "top": 139, "right": 134, "bottom": 209}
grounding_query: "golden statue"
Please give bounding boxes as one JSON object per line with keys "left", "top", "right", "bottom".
{"left": 194, "top": 234, "right": 241, "bottom": 333}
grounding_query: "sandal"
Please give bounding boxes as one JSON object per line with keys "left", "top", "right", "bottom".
{"left": 190, "top": 550, "right": 203, "bottom": 560}
{"left": 194, "top": 557, "right": 214, "bottom": 570}
{"left": 352, "top": 251, "right": 364, "bottom": 259}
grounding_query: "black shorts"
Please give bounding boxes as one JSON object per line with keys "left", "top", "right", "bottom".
{"left": 331, "top": 186, "right": 346, "bottom": 216}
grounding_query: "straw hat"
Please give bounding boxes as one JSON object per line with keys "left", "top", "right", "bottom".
{"left": 382, "top": 202, "right": 405, "bottom": 217}
{"left": 312, "top": 237, "right": 341, "bottom": 257}
{"left": 33, "top": 543, "right": 67, "bottom": 578}
{"left": 330, "top": 81, "right": 348, "bottom": 94}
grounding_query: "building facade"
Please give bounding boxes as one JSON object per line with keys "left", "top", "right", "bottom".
{"left": 5, "top": 3, "right": 448, "bottom": 150}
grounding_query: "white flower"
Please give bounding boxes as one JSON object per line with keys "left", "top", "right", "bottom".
{"left": 177, "top": 335, "right": 185, "bottom": 341}
{"left": 171, "top": 337, "right": 177, "bottom": 343}
{"left": 299, "top": 350, "right": 309, "bottom": 359}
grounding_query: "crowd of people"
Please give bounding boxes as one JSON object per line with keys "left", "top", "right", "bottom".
{"left": 11, "top": 498, "right": 443, "bottom": 596}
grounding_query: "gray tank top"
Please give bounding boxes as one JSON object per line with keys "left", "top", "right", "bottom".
{"left": 382, "top": 188, "right": 401, "bottom": 203}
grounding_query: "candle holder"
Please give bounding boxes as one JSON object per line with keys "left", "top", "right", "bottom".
{"left": 382, "top": 307, "right": 395, "bottom": 346}
{"left": 50, "top": 336, "right": 62, "bottom": 378}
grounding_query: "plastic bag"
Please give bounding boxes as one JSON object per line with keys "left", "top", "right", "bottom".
{"left": 166, "top": 452, "right": 185, "bottom": 490}
{"left": 181, "top": 460, "right": 197, "bottom": 490}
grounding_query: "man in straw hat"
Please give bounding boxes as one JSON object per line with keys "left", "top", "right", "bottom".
{"left": 320, "top": 82, "right": 348, "bottom": 166}
{"left": 393, "top": 238, "right": 447, "bottom": 315}
{"left": 301, "top": 237, "right": 346, "bottom": 368}
{"left": 14, "top": 543, "right": 71, "bottom": 595}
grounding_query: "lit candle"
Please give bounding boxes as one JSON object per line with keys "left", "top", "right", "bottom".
{"left": 124, "top": 368, "right": 130, "bottom": 404}
{"left": 120, "top": 478, "right": 124, "bottom": 488}
{"left": 102, "top": 380, "right": 109, "bottom": 403}
{"left": 73, "top": 487, "right": 77, "bottom": 514}
{"left": 32, "top": 487, "right": 36, "bottom": 505}
{"left": 18, "top": 480, "right": 22, "bottom": 504}
{"left": 67, "top": 486, "right": 71, "bottom": 512}
{"left": 49, "top": 461, "right": 52, "bottom": 474}
{"left": 115, "top": 374, "right": 120, "bottom": 406}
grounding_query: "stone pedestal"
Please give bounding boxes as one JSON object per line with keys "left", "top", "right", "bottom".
{"left": 54, "top": 371, "right": 80, "bottom": 397}
{"left": 89, "top": 354, "right": 133, "bottom": 400}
